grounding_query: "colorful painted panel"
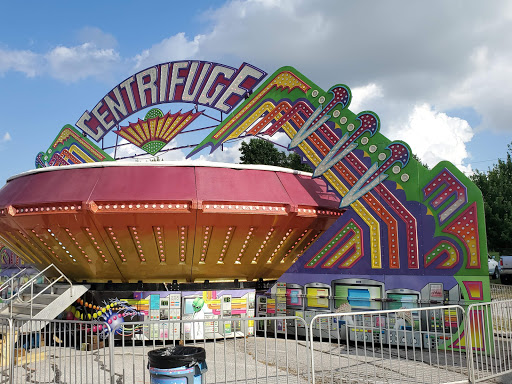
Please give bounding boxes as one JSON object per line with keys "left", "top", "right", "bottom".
{"left": 72, "top": 290, "right": 255, "bottom": 340}
{"left": 76, "top": 61, "right": 267, "bottom": 141}
{"left": 115, "top": 108, "right": 202, "bottom": 155}
{"left": 35, "top": 125, "right": 114, "bottom": 168}
{"left": 0, "top": 242, "right": 23, "bottom": 269}
{"left": 189, "top": 66, "right": 489, "bottom": 307}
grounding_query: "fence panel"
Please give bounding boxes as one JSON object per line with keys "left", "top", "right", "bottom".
{"left": 490, "top": 284, "right": 512, "bottom": 301}
{"left": 466, "top": 299, "right": 512, "bottom": 383}
{"left": 0, "top": 315, "right": 13, "bottom": 382}
{"left": 310, "top": 305, "right": 468, "bottom": 384}
{"left": 5, "top": 316, "right": 110, "bottom": 384}
{"left": 4, "top": 302, "right": 512, "bottom": 384}
{"left": 112, "top": 316, "right": 310, "bottom": 384}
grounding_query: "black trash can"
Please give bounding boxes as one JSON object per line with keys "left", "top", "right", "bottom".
{"left": 148, "top": 346, "right": 207, "bottom": 384}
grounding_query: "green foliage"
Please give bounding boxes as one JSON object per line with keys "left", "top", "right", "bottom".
{"left": 471, "top": 143, "right": 512, "bottom": 252}
{"left": 286, "top": 151, "right": 313, "bottom": 172}
{"left": 239, "top": 139, "right": 286, "bottom": 166}
{"left": 239, "top": 138, "right": 313, "bottom": 172}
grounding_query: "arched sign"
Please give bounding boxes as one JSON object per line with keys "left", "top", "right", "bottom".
{"left": 76, "top": 61, "right": 267, "bottom": 141}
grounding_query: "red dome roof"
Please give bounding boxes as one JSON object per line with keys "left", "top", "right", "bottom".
{"left": 0, "top": 162, "right": 343, "bottom": 283}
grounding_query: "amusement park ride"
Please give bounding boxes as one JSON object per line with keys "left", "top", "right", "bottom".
{"left": 0, "top": 60, "right": 490, "bottom": 348}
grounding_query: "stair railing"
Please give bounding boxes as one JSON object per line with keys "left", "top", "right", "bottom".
{"left": 0, "top": 268, "right": 27, "bottom": 313}
{"left": 15, "top": 264, "right": 73, "bottom": 318}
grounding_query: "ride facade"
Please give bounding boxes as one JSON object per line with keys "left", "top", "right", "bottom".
{"left": 0, "top": 60, "right": 488, "bottom": 349}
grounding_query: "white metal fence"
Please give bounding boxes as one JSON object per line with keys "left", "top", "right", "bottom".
{"left": 112, "top": 316, "right": 311, "bottom": 384}
{"left": 1, "top": 302, "right": 512, "bottom": 383}
{"left": 309, "top": 305, "right": 468, "bottom": 384}
{"left": 4, "top": 317, "right": 112, "bottom": 384}
{"left": 466, "top": 300, "right": 512, "bottom": 383}
{"left": 0, "top": 316, "right": 310, "bottom": 384}
{"left": 490, "top": 283, "right": 512, "bottom": 301}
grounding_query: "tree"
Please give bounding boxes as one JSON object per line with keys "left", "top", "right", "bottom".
{"left": 470, "top": 143, "right": 512, "bottom": 253}
{"left": 239, "top": 138, "right": 286, "bottom": 166}
{"left": 239, "top": 138, "right": 313, "bottom": 172}
{"left": 285, "top": 152, "right": 313, "bottom": 172}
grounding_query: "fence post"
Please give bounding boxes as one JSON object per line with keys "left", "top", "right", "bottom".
{"left": 107, "top": 323, "right": 115, "bottom": 384}
{"left": 8, "top": 317, "right": 14, "bottom": 384}
{"left": 304, "top": 317, "right": 312, "bottom": 384}
{"left": 465, "top": 303, "right": 475, "bottom": 384}
{"left": 309, "top": 315, "right": 317, "bottom": 384}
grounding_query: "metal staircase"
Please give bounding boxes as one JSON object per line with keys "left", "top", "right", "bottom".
{"left": 0, "top": 264, "right": 89, "bottom": 326}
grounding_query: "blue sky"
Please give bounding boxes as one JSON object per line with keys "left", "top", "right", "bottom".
{"left": 0, "top": 0, "right": 511, "bottom": 183}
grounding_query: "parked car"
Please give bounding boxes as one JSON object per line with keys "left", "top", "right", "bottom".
{"left": 499, "top": 255, "right": 512, "bottom": 284}
{"left": 488, "top": 255, "right": 501, "bottom": 279}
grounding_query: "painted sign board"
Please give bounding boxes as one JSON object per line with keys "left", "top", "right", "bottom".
{"left": 76, "top": 61, "right": 267, "bottom": 141}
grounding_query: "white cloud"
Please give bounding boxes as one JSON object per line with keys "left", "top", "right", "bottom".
{"left": 185, "top": 0, "right": 512, "bottom": 144}
{"left": 0, "top": 28, "right": 122, "bottom": 82}
{"left": 109, "top": 138, "right": 146, "bottom": 159}
{"left": 2, "top": 132, "right": 11, "bottom": 142}
{"left": 388, "top": 104, "right": 474, "bottom": 174}
{"left": 0, "top": 48, "right": 40, "bottom": 77}
{"left": 170, "top": 0, "right": 512, "bottom": 168}
{"left": 446, "top": 45, "right": 512, "bottom": 132}
{"left": 0, "top": 2, "right": 510, "bottom": 168}
{"left": 0, "top": 30, "right": 199, "bottom": 82}
{"left": 110, "top": 0, "right": 507, "bottom": 170}
{"left": 111, "top": 138, "right": 195, "bottom": 162}
{"left": 157, "top": 139, "right": 189, "bottom": 161}
{"left": 45, "top": 43, "right": 121, "bottom": 83}
{"left": 265, "top": 131, "right": 291, "bottom": 150}
{"left": 349, "top": 83, "right": 384, "bottom": 113}
{"left": 198, "top": 139, "right": 247, "bottom": 163}
{"left": 133, "top": 33, "right": 202, "bottom": 70}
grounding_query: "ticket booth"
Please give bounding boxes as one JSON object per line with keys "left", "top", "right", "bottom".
{"left": 167, "top": 293, "right": 181, "bottom": 340}
{"left": 256, "top": 295, "right": 269, "bottom": 332}
{"left": 385, "top": 288, "right": 422, "bottom": 347}
{"left": 331, "top": 278, "right": 385, "bottom": 342}
{"left": 331, "top": 278, "right": 385, "bottom": 311}
{"left": 285, "top": 284, "right": 305, "bottom": 331}
{"left": 304, "top": 282, "right": 332, "bottom": 336}
{"left": 219, "top": 295, "right": 233, "bottom": 336}
{"left": 182, "top": 295, "right": 206, "bottom": 340}
{"left": 147, "top": 294, "right": 161, "bottom": 340}
{"left": 420, "top": 283, "right": 445, "bottom": 333}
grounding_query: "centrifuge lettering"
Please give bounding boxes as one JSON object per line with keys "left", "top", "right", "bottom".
{"left": 76, "top": 61, "right": 267, "bottom": 141}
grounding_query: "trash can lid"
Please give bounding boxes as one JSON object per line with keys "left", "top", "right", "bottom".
{"left": 148, "top": 346, "right": 206, "bottom": 369}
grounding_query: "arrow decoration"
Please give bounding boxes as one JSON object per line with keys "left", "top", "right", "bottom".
{"left": 339, "top": 142, "right": 410, "bottom": 208}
